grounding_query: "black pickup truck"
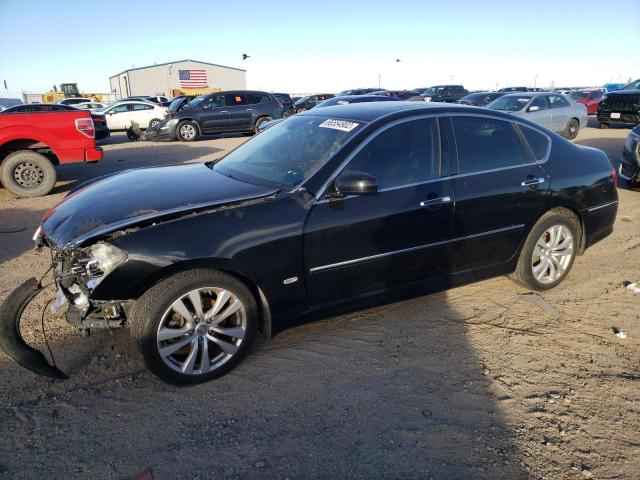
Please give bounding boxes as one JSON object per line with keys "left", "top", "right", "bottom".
{"left": 598, "top": 79, "right": 640, "bottom": 128}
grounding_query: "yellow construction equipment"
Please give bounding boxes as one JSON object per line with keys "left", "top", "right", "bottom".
{"left": 42, "top": 83, "right": 104, "bottom": 103}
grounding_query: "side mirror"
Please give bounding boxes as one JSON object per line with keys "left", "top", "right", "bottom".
{"left": 528, "top": 105, "right": 540, "bottom": 112}
{"left": 334, "top": 171, "right": 378, "bottom": 196}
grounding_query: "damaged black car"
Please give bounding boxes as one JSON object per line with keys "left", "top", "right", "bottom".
{"left": 1, "top": 103, "right": 618, "bottom": 384}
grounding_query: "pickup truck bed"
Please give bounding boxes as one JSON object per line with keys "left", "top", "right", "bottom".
{"left": 0, "top": 110, "right": 103, "bottom": 197}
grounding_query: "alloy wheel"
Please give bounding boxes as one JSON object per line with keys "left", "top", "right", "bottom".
{"left": 179, "top": 124, "right": 196, "bottom": 140}
{"left": 156, "top": 287, "right": 247, "bottom": 375}
{"left": 531, "top": 225, "right": 574, "bottom": 284}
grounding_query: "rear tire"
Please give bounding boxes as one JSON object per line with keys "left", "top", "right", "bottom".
{"left": 0, "top": 150, "right": 57, "bottom": 198}
{"left": 510, "top": 210, "right": 579, "bottom": 291}
{"left": 563, "top": 118, "right": 580, "bottom": 139}
{"left": 129, "top": 269, "right": 257, "bottom": 384}
{"left": 176, "top": 121, "right": 199, "bottom": 142}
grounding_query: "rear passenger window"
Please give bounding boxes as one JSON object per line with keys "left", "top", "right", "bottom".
{"left": 246, "top": 94, "right": 271, "bottom": 104}
{"left": 226, "top": 94, "right": 247, "bottom": 106}
{"left": 549, "top": 95, "right": 570, "bottom": 108}
{"left": 343, "top": 118, "right": 440, "bottom": 189}
{"left": 451, "top": 117, "right": 524, "bottom": 174}
{"left": 132, "top": 103, "right": 153, "bottom": 110}
{"left": 519, "top": 125, "right": 550, "bottom": 162}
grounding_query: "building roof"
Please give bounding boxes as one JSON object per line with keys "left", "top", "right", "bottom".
{"left": 109, "top": 59, "right": 246, "bottom": 79}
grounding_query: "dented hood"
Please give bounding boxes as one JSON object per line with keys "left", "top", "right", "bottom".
{"left": 42, "top": 163, "right": 277, "bottom": 249}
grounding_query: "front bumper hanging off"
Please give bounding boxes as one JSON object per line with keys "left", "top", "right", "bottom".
{"left": 0, "top": 277, "right": 68, "bottom": 380}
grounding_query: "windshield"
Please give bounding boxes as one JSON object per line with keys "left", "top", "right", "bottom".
{"left": 188, "top": 95, "right": 209, "bottom": 109}
{"left": 569, "top": 91, "right": 589, "bottom": 100}
{"left": 214, "top": 115, "right": 363, "bottom": 188}
{"left": 487, "top": 95, "right": 531, "bottom": 111}
{"left": 624, "top": 79, "right": 640, "bottom": 90}
{"left": 421, "top": 87, "right": 444, "bottom": 96}
{"left": 169, "top": 97, "right": 188, "bottom": 111}
{"left": 294, "top": 96, "right": 310, "bottom": 106}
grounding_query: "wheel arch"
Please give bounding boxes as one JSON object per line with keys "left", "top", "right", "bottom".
{"left": 126, "top": 258, "right": 272, "bottom": 339}
{"left": 0, "top": 138, "right": 60, "bottom": 165}
{"left": 536, "top": 205, "right": 586, "bottom": 255}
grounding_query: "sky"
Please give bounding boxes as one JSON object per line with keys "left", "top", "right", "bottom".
{"left": 0, "top": 0, "right": 638, "bottom": 98}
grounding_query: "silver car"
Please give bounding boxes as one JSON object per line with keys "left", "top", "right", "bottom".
{"left": 487, "top": 92, "right": 588, "bottom": 139}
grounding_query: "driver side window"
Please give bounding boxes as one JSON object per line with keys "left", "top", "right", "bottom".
{"left": 342, "top": 118, "right": 440, "bottom": 190}
{"left": 530, "top": 96, "right": 548, "bottom": 110}
{"left": 204, "top": 96, "right": 225, "bottom": 109}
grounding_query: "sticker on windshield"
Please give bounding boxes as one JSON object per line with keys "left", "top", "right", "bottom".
{"left": 319, "top": 119, "right": 360, "bottom": 132}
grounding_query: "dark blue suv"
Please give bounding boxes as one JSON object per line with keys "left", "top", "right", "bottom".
{"left": 146, "top": 90, "right": 284, "bottom": 141}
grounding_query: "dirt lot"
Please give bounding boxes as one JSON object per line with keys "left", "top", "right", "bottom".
{"left": 0, "top": 122, "right": 638, "bottom": 480}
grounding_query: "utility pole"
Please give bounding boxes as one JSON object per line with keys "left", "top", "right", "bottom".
{"left": 378, "top": 74, "right": 381, "bottom": 89}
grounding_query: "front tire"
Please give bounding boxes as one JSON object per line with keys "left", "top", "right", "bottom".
{"left": 149, "top": 118, "right": 161, "bottom": 128}
{"left": 563, "top": 118, "right": 580, "bottom": 139}
{"left": 129, "top": 269, "right": 257, "bottom": 384}
{"left": 254, "top": 116, "right": 273, "bottom": 134}
{"left": 0, "top": 150, "right": 57, "bottom": 198}
{"left": 176, "top": 121, "right": 199, "bottom": 142}
{"left": 510, "top": 211, "right": 579, "bottom": 291}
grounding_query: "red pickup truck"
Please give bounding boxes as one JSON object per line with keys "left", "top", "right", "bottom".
{"left": 0, "top": 110, "right": 103, "bottom": 197}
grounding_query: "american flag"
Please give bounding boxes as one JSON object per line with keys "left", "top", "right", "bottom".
{"left": 178, "top": 69, "right": 208, "bottom": 88}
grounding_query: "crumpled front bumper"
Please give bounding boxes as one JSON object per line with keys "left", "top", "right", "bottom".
{"left": 0, "top": 277, "right": 67, "bottom": 380}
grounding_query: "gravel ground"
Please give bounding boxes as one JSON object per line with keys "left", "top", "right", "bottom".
{"left": 0, "top": 121, "right": 638, "bottom": 480}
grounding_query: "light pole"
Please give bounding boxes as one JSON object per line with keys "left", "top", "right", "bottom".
{"left": 534, "top": 74, "right": 538, "bottom": 88}
{"left": 378, "top": 74, "right": 381, "bottom": 89}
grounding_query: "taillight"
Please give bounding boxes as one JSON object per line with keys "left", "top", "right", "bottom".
{"left": 612, "top": 166, "right": 618, "bottom": 188}
{"left": 75, "top": 117, "right": 95, "bottom": 138}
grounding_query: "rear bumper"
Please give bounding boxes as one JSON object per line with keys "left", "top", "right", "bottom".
{"left": 95, "top": 128, "right": 110, "bottom": 140}
{"left": 581, "top": 200, "right": 618, "bottom": 250}
{"left": 85, "top": 147, "right": 103, "bottom": 162}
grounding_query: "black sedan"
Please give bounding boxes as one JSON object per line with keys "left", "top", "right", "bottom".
{"left": 457, "top": 91, "right": 506, "bottom": 107}
{"left": 315, "top": 95, "right": 401, "bottom": 108}
{"left": 0, "top": 103, "right": 618, "bottom": 384}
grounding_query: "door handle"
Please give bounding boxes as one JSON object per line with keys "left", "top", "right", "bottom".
{"left": 246, "top": 108, "right": 253, "bottom": 111}
{"left": 220, "top": 110, "right": 228, "bottom": 113}
{"left": 521, "top": 178, "right": 545, "bottom": 187}
{"left": 420, "top": 195, "right": 451, "bottom": 207}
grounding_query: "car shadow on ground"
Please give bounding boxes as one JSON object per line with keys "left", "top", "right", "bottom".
{"left": 0, "top": 286, "right": 528, "bottom": 479}
{"left": 0, "top": 207, "right": 47, "bottom": 264}
{"left": 51, "top": 143, "right": 224, "bottom": 195}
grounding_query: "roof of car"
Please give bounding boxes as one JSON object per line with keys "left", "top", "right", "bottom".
{"left": 298, "top": 101, "right": 515, "bottom": 123}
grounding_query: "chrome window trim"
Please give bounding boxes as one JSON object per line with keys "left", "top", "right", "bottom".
{"left": 312, "top": 113, "right": 443, "bottom": 201}
{"left": 446, "top": 112, "right": 553, "bottom": 175}
{"left": 587, "top": 200, "right": 618, "bottom": 213}
{"left": 306, "top": 111, "right": 552, "bottom": 203}
{"left": 309, "top": 224, "right": 525, "bottom": 273}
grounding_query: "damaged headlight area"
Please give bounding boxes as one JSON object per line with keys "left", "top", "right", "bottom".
{"left": 53, "top": 242, "right": 129, "bottom": 332}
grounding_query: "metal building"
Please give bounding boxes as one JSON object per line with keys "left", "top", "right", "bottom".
{"left": 109, "top": 59, "right": 247, "bottom": 99}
